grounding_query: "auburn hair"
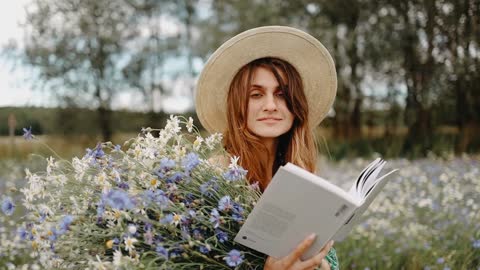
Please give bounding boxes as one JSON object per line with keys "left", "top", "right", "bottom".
{"left": 223, "top": 57, "right": 317, "bottom": 191}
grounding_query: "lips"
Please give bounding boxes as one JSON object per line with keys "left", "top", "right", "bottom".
{"left": 257, "top": 117, "right": 282, "bottom": 121}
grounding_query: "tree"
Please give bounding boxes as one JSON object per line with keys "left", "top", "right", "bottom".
{"left": 19, "top": 0, "right": 140, "bottom": 141}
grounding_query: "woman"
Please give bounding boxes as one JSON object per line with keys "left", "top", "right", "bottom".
{"left": 195, "top": 26, "right": 338, "bottom": 270}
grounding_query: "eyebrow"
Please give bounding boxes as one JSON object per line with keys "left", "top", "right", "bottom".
{"left": 250, "top": 84, "right": 284, "bottom": 90}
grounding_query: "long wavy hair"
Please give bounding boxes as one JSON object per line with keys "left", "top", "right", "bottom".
{"left": 223, "top": 57, "right": 317, "bottom": 191}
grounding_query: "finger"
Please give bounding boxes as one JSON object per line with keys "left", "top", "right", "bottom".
{"left": 298, "top": 240, "right": 333, "bottom": 269}
{"left": 284, "top": 233, "right": 317, "bottom": 267}
{"left": 320, "top": 258, "right": 330, "bottom": 270}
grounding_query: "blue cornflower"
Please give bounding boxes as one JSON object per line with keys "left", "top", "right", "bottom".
{"left": 200, "top": 178, "right": 219, "bottom": 197}
{"left": 103, "top": 189, "right": 135, "bottom": 210}
{"left": 38, "top": 209, "right": 48, "bottom": 222}
{"left": 192, "top": 228, "right": 205, "bottom": 240}
{"left": 224, "top": 249, "right": 244, "bottom": 267}
{"left": 167, "top": 172, "right": 185, "bottom": 183}
{"left": 223, "top": 166, "right": 247, "bottom": 181}
{"left": 209, "top": 208, "right": 221, "bottom": 228}
{"left": 170, "top": 244, "right": 184, "bottom": 259}
{"left": 86, "top": 143, "right": 105, "bottom": 159}
{"left": 160, "top": 214, "right": 174, "bottom": 225}
{"left": 199, "top": 244, "right": 211, "bottom": 254}
{"left": 58, "top": 215, "right": 74, "bottom": 234}
{"left": 144, "top": 189, "right": 169, "bottom": 209}
{"left": 22, "top": 126, "right": 33, "bottom": 140}
{"left": 114, "top": 144, "right": 121, "bottom": 151}
{"left": 215, "top": 229, "right": 228, "bottom": 243}
{"left": 218, "top": 196, "right": 233, "bottom": 211}
{"left": 1, "top": 197, "right": 15, "bottom": 216}
{"left": 156, "top": 245, "right": 169, "bottom": 259}
{"left": 473, "top": 239, "right": 480, "bottom": 249}
{"left": 159, "top": 158, "right": 176, "bottom": 172}
{"left": 117, "top": 182, "right": 130, "bottom": 190}
{"left": 17, "top": 227, "right": 29, "bottom": 240}
{"left": 48, "top": 227, "right": 58, "bottom": 241}
{"left": 437, "top": 257, "right": 445, "bottom": 264}
{"left": 182, "top": 152, "right": 200, "bottom": 174}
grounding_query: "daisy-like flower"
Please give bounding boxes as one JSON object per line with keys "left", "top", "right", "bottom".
{"left": 1, "top": 196, "right": 15, "bottom": 216}
{"left": 193, "top": 136, "right": 204, "bottom": 151}
{"left": 124, "top": 236, "right": 138, "bottom": 252}
{"left": 224, "top": 249, "right": 244, "bottom": 267}
{"left": 172, "top": 213, "right": 183, "bottom": 226}
{"left": 186, "top": 117, "right": 194, "bottom": 133}
{"left": 165, "top": 115, "right": 181, "bottom": 134}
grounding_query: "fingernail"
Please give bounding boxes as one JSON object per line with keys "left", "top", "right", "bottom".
{"left": 307, "top": 233, "right": 316, "bottom": 241}
{"left": 329, "top": 240, "right": 335, "bottom": 246}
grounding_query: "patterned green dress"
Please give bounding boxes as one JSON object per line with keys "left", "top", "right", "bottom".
{"left": 325, "top": 248, "right": 339, "bottom": 270}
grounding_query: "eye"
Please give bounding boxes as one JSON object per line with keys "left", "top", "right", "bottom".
{"left": 275, "top": 91, "right": 285, "bottom": 97}
{"left": 250, "top": 91, "right": 262, "bottom": 98}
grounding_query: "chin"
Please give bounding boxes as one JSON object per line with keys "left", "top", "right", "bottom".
{"left": 252, "top": 128, "right": 290, "bottom": 139}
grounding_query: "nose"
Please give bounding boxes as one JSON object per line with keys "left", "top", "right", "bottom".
{"left": 263, "top": 93, "right": 277, "bottom": 111}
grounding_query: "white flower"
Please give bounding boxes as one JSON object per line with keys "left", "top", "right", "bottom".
{"left": 193, "top": 136, "right": 204, "bottom": 151}
{"left": 124, "top": 236, "right": 138, "bottom": 252}
{"left": 128, "top": 224, "right": 137, "bottom": 234}
{"left": 113, "top": 249, "right": 123, "bottom": 267}
{"left": 186, "top": 117, "right": 194, "bottom": 133}
{"left": 205, "top": 133, "right": 223, "bottom": 150}
{"left": 165, "top": 115, "right": 181, "bottom": 135}
{"left": 229, "top": 156, "right": 241, "bottom": 169}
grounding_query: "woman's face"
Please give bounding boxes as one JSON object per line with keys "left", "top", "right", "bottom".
{"left": 246, "top": 67, "right": 294, "bottom": 140}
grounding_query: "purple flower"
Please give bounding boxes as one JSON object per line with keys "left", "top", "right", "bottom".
{"left": 156, "top": 245, "right": 169, "bottom": 259}
{"left": 1, "top": 197, "right": 15, "bottom": 216}
{"left": 58, "top": 215, "right": 74, "bottom": 234}
{"left": 209, "top": 208, "right": 221, "bottom": 228}
{"left": 218, "top": 196, "right": 233, "bottom": 212}
{"left": 167, "top": 172, "right": 185, "bottom": 183}
{"left": 144, "top": 190, "right": 169, "bottom": 208}
{"left": 22, "top": 126, "right": 33, "bottom": 140}
{"left": 103, "top": 189, "right": 135, "bottom": 210}
{"left": 473, "top": 239, "right": 480, "bottom": 249}
{"left": 223, "top": 166, "right": 247, "bottom": 181}
{"left": 224, "top": 249, "right": 244, "bottom": 267}
{"left": 199, "top": 244, "right": 211, "bottom": 254}
{"left": 215, "top": 229, "right": 228, "bottom": 243}
{"left": 114, "top": 144, "right": 121, "bottom": 151}
{"left": 437, "top": 257, "right": 445, "bottom": 264}
{"left": 160, "top": 214, "right": 174, "bottom": 225}
{"left": 86, "top": 143, "right": 105, "bottom": 159}
{"left": 161, "top": 158, "right": 176, "bottom": 171}
{"left": 17, "top": 227, "right": 29, "bottom": 240}
{"left": 200, "top": 178, "right": 219, "bottom": 197}
{"left": 182, "top": 152, "right": 200, "bottom": 174}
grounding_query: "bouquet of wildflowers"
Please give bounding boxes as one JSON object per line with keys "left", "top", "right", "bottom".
{"left": 15, "top": 116, "right": 268, "bottom": 269}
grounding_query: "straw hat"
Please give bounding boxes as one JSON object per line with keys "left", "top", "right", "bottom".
{"left": 195, "top": 26, "right": 337, "bottom": 133}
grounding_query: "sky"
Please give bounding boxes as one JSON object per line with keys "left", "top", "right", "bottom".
{"left": 0, "top": 1, "right": 196, "bottom": 113}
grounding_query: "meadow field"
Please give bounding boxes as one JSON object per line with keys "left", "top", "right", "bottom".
{"left": 0, "top": 136, "right": 479, "bottom": 269}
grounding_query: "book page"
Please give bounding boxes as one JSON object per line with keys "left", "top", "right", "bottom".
{"left": 333, "top": 168, "right": 397, "bottom": 241}
{"left": 234, "top": 164, "right": 360, "bottom": 260}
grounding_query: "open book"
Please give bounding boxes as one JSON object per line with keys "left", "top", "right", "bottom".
{"left": 234, "top": 158, "right": 397, "bottom": 260}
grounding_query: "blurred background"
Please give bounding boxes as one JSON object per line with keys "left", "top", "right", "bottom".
{"left": 0, "top": 0, "right": 479, "bottom": 160}
{"left": 0, "top": 1, "right": 479, "bottom": 269}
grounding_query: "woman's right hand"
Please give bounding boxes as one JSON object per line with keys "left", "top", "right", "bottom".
{"left": 263, "top": 234, "right": 334, "bottom": 270}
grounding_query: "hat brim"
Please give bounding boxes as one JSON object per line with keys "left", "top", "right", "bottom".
{"left": 195, "top": 26, "right": 337, "bottom": 133}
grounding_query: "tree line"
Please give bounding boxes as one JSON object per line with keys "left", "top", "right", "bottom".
{"left": 4, "top": 0, "right": 479, "bottom": 157}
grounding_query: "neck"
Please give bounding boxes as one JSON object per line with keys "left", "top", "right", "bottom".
{"left": 260, "top": 138, "right": 278, "bottom": 180}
